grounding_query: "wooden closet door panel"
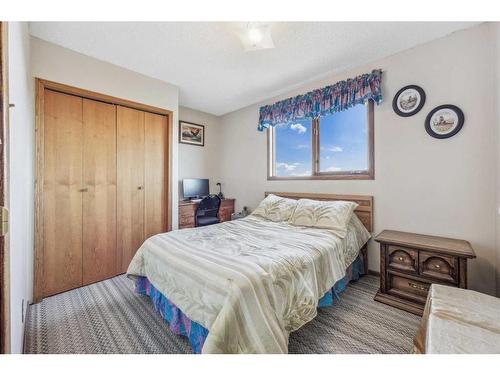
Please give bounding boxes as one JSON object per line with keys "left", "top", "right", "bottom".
{"left": 144, "top": 112, "right": 168, "bottom": 239}
{"left": 117, "top": 106, "right": 145, "bottom": 273}
{"left": 43, "top": 90, "right": 83, "bottom": 296}
{"left": 82, "top": 99, "right": 117, "bottom": 284}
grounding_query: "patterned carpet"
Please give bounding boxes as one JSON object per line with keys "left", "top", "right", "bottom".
{"left": 24, "top": 275, "right": 420, "bottom": 354}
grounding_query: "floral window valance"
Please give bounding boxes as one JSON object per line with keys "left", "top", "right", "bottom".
{"left": 257, "top": 69, "right": 382, "bottom": 131}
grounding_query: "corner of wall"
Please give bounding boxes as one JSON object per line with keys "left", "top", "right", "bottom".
{"left": 178, "top": 106, "right": 223, "bottom": 196}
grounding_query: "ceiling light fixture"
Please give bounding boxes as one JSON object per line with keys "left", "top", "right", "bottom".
{"left": 237, "top": 22, "right": 275, "bottom": 52}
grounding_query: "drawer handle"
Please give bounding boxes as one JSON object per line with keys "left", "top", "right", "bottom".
{"left": 408, "top": 282, "right": 429, "bottom": 292}
{"left": 398, "top": 257, "right": 404, "bottom": 261}
{"left": 78, "top": 187, "right": 88, "bottom": 192}
{"left": 435, "top": 264, "right": 441, "bottom": 269}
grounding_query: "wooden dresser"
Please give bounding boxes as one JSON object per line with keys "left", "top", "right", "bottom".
{"left": 178, "top": 198, "right": 235, "bottom": 229}
{"left": 374, "top": 230, "right": 476, "bottom": 315}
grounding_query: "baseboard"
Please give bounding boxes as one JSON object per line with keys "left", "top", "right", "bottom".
{"left": 367, "top": 269, "right": 380, "bottom": 277}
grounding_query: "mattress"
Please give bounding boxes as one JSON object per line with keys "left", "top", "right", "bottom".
{"left": 127, "top": 214, "right": 370, "bottom": 353}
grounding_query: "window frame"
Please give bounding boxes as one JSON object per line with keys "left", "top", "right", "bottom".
{"left": 267, "top": 100, "right": 374, "bottom": 180}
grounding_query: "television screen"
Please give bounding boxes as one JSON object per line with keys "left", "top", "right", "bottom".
{"left": 183, "top": 178, "right": 209, "bottom": 199}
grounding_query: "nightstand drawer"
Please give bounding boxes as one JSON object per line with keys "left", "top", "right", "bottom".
{"left": 179, "top": 206, "right": 196, "bottom": 216}
{"left": 387, "top": 246, "right": 418, "bottom": 274}
{"left": 179, "top": 215, "right": 194, "bottom": 227}
{"left": 218, "top": 208, "right": 232, "bottom": 222}
{"left": 419, "top": 251, "right": 457, "bottom": 284}
{"left": 388, "top": 274, "right": 430, "bottom": 304}
{"left": 179, "top": 212, "right": 194, "bottom": 221}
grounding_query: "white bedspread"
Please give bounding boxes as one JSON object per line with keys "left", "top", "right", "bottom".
{"left": 414, "top": 284, "right": 500, "bottom": 354}
{"left": 127, "top": 215, "right": 370, "bottom": 353}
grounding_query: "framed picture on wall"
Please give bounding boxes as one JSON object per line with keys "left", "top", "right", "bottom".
{"left": 179, "top": 121, "right": 205, "bottom": 146}
{"left": 425, "top": 104, "right": 464, "bottom": 139}
{"left": 392, "top": 85, "right": 426, "bottom": 117}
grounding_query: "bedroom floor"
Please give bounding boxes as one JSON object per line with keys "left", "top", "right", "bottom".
{"left": 24, "top": 275, "right": 420, "bottom": 354}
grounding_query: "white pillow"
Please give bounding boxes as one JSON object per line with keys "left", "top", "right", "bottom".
{"left": 251, "top": 194, "right": 298, "bottom": 222}
{"left": 289, "top": 198, "right": 358, "bottom": 238}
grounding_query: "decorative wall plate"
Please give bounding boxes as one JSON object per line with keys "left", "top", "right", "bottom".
{"left": 425, "top": 104, "right": 464, "bottom": 139}
{"left": 392, "top": 85, "right": 426, "bottom": 117}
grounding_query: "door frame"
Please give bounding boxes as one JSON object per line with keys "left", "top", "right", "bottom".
{"left": 34, "top": 79, "right": 174, "bottom": 303}
{"left": 0, "top": 21, "right": 10, "bottom": 354}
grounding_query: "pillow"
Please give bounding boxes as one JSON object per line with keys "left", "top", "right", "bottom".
{"left": 251, "top": 194, "right": 298, "bottom": 222}
{"left": 346, "top": 214, "right": 371, "bottom": 253}
{"left": 289, "top": 199, "right": 358, "bottom": 238}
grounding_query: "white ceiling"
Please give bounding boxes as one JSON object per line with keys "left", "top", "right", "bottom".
{"left": 29, "top": 22, "right": 479, "bottom": 116}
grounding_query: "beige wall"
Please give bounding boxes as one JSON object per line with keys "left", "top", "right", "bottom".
{"left": 218, "top": 23, "right": 499, "bottom": 295}
{"left": 8, "top": 22, "right": 35, "bottom": 354}
{"left": 178, "top": 106, "right": 221, "bottom": 196}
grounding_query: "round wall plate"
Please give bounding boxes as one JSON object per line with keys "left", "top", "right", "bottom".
{"left": 392, "top": 85, "right": 426, "bottom": 117}
{"left": 425, "top": 104, "right": 464, "bottom": 139}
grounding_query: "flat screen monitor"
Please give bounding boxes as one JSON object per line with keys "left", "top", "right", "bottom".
{"left": 183, "top": 178, "right": 209, "bottom": 199}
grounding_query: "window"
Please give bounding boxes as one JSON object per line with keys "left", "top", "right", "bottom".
{"left": 272, "top": 118, "right": 313, "bottom": 177}
{"left": 268, "top": 101, "right": 374, "bottom": 180}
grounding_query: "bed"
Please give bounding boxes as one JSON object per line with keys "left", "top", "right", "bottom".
{"left": 127, "top": 192, "right": 373, "bottom": 354}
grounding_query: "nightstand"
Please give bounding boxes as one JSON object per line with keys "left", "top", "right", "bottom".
{"left": 374, "top": 230, "right": 476, "bottom": 315}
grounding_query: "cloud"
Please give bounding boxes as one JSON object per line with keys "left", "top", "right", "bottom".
{"left": 321, "top": 145, "right": 343, "bottom": 152}
{"left": 324, "top": 166, "right": 342, "bottom": 172}
{"left": 290, "top": 123, "right": 307, "bottom": 134}
{"left": 290, "top": 170, "right": 311, "bottom": 177}
{"left": 276, "top": 162, "right": 300, "bottom": 171}
{"left": 295, "top": 144, "right": 310, "bottom": 149}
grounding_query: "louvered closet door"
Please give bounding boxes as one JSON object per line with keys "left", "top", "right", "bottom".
{"left": 144, "top": 112, "right": 168, "bottom": 239}
{"left": 82, "top": 99, "right": 117, "bottom": 285}
{"left": 43, "top": 90, "right": 83, "bottom": 297}
{"left": 117, "top": 106, "right": 145, "bottom": 273}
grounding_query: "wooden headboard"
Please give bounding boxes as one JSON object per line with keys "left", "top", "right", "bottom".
{"left": 265, "top": 192, "right": 374, "bottom": 232}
